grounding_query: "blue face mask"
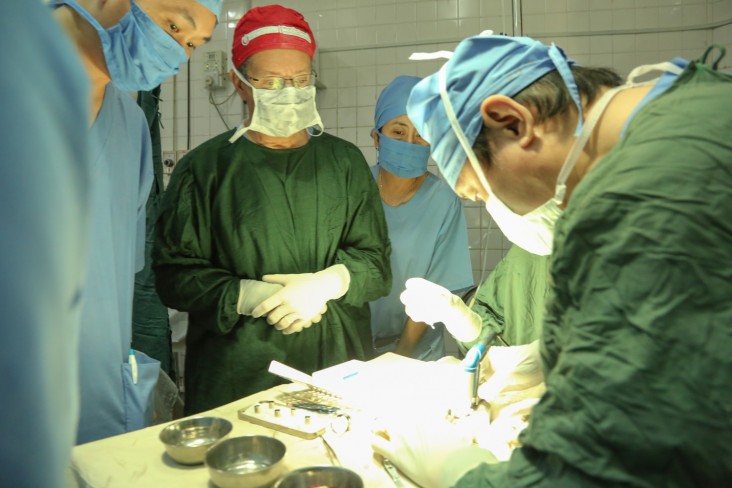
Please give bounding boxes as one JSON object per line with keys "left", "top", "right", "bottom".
{"left": 58, "top": 0, "right": 188, "bottom": 91}
{"left": 376, "top": 131, "right": 430, "bottom": 178}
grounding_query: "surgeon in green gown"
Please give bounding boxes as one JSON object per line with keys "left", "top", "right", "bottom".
{"left": 373, "top": 33, "right": 732, "bottom": 487}
{"left": 153, "top": 5, "right": 391, "bottom": 415}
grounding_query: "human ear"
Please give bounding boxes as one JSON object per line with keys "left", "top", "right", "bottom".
{"left": 479, "top": 95, "right": 535, "bottom": 148}
{"left": 230, "top": 69, "right": 248, "bottom": 102}
{"left": 372, "top": 129, "right": 380, "bottom": 149}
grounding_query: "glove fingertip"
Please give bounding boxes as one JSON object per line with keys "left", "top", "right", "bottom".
{"left": 251, "top": 301, "right": 272, "bottom": 318}
{"left": 404, "top": 277, "right": 423, "bottom": 288}
{"left": 261, "top": 274, "right": 285, "bottom": 285}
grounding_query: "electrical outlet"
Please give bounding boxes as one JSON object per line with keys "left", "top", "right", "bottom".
{"left": 203, "top": 50, "right": 227, "bottom": 90}
{"left": 203, "top": 50, "right": 225, "bottom": 73}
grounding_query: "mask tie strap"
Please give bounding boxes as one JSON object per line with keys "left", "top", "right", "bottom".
{"left": 53, "top": 0, "right": 106, "bottom": 34}
{"left": 626, "top": 61, "right": 684, "bottom": 86}
{"left": 548, "top": 45, "right": 583, "bottom": 137}
{"left": 553, "top": 84, "right": 627, "bottom": 202}
{"left": 229, "top": 67, "right": 253, "bottom": 143}
{"left": 555, "top": 60, "right": 683, "bottom": 202}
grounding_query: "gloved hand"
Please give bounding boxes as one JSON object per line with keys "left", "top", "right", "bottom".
{"left": 236, "top": 279, "right": 283, "bottom": 315}
{"left": 475, "top": 389, "right": 543, "bottom": 461}
{"left": 273, "top": 303, "right": 328, "bottom": 336}
{"left": 400, "top": 277, "right": 482, "bottom": 342}
{"left": 478, "top": 340, "right": 544, "bottom": 404}
{"left": 252, "top": 264, "right": 350, "bottom": 326}
{"left": 371, "top": 410, "right": 496, "bottom": 488}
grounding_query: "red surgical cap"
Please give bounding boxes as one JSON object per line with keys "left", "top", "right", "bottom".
{"left": 232, "top": 4, "right": 316, "bottom": 68}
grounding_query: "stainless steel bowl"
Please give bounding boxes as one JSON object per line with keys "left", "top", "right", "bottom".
{"left": 205, "top": 435, "right": 287, "bottom": 488}
{"left": 274, "top": 466, "right": 364, "bottom": 488}
{"left": 158, "top": 416, "right": 233, "bottom": 465}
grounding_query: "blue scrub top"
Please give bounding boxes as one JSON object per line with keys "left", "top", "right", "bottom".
{"left": 370, "top": 165, "right": 474, "bottom": 360}
{"left": 76, "top": 83, "right": 158, "bottom": 444}
{"left": 0, "top": 1, "right": 90, "bottom": 485}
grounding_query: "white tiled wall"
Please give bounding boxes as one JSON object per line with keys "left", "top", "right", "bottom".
{"left": 160, "top": 0, "right": 732, "bottom": 283}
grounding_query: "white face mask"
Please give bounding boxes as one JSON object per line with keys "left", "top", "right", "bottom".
{"left": 438, "top": 61, "right": 682, "bottom": 256}
{"left": 229, "top": 69, "right": 324, "bottom": 143}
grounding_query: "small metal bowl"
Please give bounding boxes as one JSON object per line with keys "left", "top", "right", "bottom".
{"left": 205, "top": 435, "right": 287, "bottom": 488}
{"left": 159, "top": 416, "right": 233, "bottom": 465}
{"left": 274, "top": 466, "right": 364, "bottom": 488}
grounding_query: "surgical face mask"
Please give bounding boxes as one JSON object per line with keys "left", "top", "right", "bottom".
{"left": 58, "top": 0, "right": 188, "bottom": 92}
{"left": 376, "top": 131, "right": 430, "bottom": 178}
{"left": 229, "top": 69, "right": 324, "bottom": 142}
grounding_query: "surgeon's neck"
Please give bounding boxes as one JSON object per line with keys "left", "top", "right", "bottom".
{"left": 54, "top": 5, "right": 112, "bottom": 124}
{"left": 247, "top": 130, "right": 310, "bottom": 149}
{"left": 577, "top": 84, "right": 655, "bottom": 177}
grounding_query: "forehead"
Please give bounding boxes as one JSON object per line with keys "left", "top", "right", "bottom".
{"left": 247, "top": 49, "right": 311, "bottom": 73}
{"left": 384, "top": 114, "right": 414, "bottom": 127}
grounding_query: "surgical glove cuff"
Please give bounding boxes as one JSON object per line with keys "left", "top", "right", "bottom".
{"left": 445, "top": 302, "right": 482, "bottom": 343}
{"left": 237, "top": 279, "right": 283, "bottom": 315}
{"left": 315, "top": 263, "right": 350, "bottom": 300}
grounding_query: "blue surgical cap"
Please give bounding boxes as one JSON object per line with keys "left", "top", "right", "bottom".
{"left": 196, "top": 0, "right": 223, "bottom": 22}
{"left": 407, "top": 33, "right": 581, "bottom": 190}
{"left": 374, "top": 75, "right": 423, "bottom": 130}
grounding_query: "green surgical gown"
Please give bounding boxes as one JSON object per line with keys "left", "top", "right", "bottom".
{"left": 457, "top": 59, "right": 732, "bottom": 486}
{"left": 153, "top": 131, "right": 391, "bottom": 414}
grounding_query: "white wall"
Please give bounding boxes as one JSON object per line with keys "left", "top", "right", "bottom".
{"left": 160, "top": 0, "right": 732, "bottom": 284}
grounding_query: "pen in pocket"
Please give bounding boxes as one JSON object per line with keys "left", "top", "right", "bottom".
{"left": 129, "top": 348, "right": 138, "bottom": 385}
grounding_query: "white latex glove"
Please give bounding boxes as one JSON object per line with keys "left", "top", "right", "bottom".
{"left": 400, "top": 277, "right": 481, "bottom": 342}
{"left": 274, "top": 303, "right": 328, "bottom": 336}
{"left": 479, "top": 340, "right": 544, "bottom": 404}
{"left": 371, "top": 410, "right": 496, "bottom": 488}
{"left": 475, "top": 391, "right": 543, "bottom": 461}
{"left": 252, "top": 264, "right": 350, "bottom": 326}
{"left": 236, "top": 279, "right": 283, "bottom": 315}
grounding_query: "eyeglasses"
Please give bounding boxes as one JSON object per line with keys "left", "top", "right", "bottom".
{"left": 244, "top": 71, "right": 316, "bottom": 90}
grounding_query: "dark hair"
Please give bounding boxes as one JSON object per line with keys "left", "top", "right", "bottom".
{"left": 473, "top": 65, "right": 623, "bottom": 166}
{"left": 237, "top": 58, "right": 251, "bottom": 74}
